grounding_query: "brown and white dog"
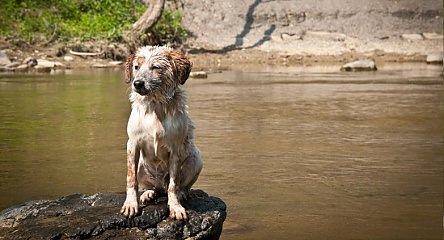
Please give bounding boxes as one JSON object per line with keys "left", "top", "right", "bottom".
{"left": 120, "top": 46, "right": 202, "bottom": 220}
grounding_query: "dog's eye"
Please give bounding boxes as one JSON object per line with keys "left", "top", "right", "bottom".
{"left": 151, "top": 65, "right": 161, "bottom": 70}
{"left": 134, "top": 65, "right": 139, "bottom": 70}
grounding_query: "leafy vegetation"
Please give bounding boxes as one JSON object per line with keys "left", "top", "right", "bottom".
{"left": 0, "top": 0, "right": 187, "bottom": 44}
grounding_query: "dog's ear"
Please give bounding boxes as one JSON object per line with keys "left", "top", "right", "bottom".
{"left": 125, "top": 54, "right": 135, "bottom": 83}
{"left": 170, "top": 51, "right": 192, "bottom": 85}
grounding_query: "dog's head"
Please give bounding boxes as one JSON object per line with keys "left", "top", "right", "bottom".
{"left": 125, "top": 46, "right": 192, "bottom": 97}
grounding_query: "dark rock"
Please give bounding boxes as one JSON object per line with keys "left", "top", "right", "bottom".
{"left": 340, "top": 59, "right": 377, "bottom": 72}
{"left": 23, "top": 57, "right": 37, "bottom": 67}
{"left": 0, "top": 189, "right": 226, "bottom": 240}
{"left": 56, "top": 46, "right": 68, "bottom": 57}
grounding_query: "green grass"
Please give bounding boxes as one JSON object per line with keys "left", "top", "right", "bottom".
{"left": 0, "top": 0, "right": 187, "bottom": 44}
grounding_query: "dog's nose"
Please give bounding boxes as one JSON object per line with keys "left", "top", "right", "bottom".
{"left": 133, "top": 80, "right": 144, "bottom": 89}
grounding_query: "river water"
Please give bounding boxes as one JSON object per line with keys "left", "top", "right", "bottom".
{"left": 0, "top": 64, "right": 442, "bottom": 239}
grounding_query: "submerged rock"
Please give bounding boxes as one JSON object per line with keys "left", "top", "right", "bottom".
{"left": 0, "top": 189, "right": 226, "bottom": 240}
{"left": 340, "top": 59, "right": 377, "bottom": 72}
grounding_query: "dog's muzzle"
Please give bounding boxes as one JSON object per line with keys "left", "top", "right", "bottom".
{"left": 133, "top": 80, "right": 150, "bottom": 95}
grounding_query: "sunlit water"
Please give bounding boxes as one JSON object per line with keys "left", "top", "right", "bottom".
{"left": 0, "top": 64, "right": 442, "bottom": 239}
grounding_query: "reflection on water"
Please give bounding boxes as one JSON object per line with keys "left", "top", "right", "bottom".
{"left": 0, "top": 65, "right": 442, "bottom": 239}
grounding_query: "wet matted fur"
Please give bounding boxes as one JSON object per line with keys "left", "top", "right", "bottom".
{"left": 120, "top": 46, "right": 202, "bottom": 220}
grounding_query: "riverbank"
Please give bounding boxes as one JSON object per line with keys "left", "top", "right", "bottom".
{"left": 0, "top": 0, "right": 442, "bottom": 72}
{"left": 0, "top": 40, "right": 442, "bottom": 74}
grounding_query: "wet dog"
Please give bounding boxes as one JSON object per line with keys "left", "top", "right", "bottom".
{"left": 120, "top": 46, "right": 202, "bottom": 220}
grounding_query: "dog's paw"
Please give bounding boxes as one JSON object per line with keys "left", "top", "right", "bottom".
{"left": 169, "top": 204, "right": 187, "bottom": 220}
{"left": 120, "top": 200, "right": 139, "bottom": 218}
{"left": 140, "top": 190, "right": 156, "bottom": 204}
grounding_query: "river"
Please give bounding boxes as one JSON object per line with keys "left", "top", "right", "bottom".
{"left": 0, "top": 63, "right": 442, "bottom": 239}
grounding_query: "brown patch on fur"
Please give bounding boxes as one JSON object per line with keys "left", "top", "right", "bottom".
{"left": 125, "top": 54, "right": 135, "bottom": 83}
{"left": 166, "top": 51, "right": 192, "bottom": 85}
{"left": 137, "top": 56, "right": 145, "bottom": 68}
{"left": 126, "top": 149, "right": 138, "bottom": 189}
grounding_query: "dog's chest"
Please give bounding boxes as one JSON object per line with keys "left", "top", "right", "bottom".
{"left": 128, "top": 108, "right": 162, "bottom": 142}
{"left": 128, "top": 108, "right": 182, "bottom": 156}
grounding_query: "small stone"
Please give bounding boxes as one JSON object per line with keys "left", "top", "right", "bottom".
{"left": 426, "top": 52, "right": 444, "bottom": 64}
{"left": 281, "top": 33, "right": 302, "bottom": 41}
{"left": 340, "top": 59, "right": 377, "bottom": 72}
{"left": 401, "top": 33, "right": 424, "bottom": 40}
{"left": 422, "top": 32, "right": 443, "bottom": 40}
{"left": 190, "top": 71, "right": 208, "bottom": 78}
{"left": 64, "top": 56, "right": 74, "bottom": 62}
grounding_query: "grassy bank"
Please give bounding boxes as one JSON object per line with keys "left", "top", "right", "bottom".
{"left": 0, "top": 0, "right": 187, "bottom": 45}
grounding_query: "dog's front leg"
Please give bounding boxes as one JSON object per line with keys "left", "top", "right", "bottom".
{"left": 120, "top": 142, "right": 140, "bottom": 217}
{"left": 168, "top": 154, "right": 187, "bottom": 220}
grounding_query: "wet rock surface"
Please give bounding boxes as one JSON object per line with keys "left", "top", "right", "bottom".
{"left": 0, "top": 190, "right": 226, "bottom": 240}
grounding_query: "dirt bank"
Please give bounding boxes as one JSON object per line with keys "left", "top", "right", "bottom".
{"left": 182, "top": 0, "right": 443, "bottom": 57}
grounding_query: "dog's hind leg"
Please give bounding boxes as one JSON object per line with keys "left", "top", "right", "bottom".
{"left": 167, "top": 147, "right": 203, "bottom": 220}
{"left": 181, "top": 146, "right": 203, "bottom": 192}
{"left": 168, "top": 147, "right": 203, "bottom": 219}
{"left": 137, "top": 162, "right": 156, "bottom": 204}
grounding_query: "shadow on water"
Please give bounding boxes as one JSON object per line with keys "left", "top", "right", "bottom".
{"left": 0, "top": 64, "right": 442, "bottom": 239}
